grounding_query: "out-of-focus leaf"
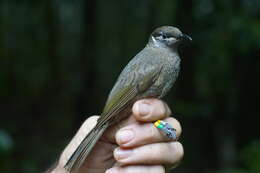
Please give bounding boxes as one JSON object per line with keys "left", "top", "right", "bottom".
{"left": 241, "top": 140, "right": 260, "bottom": 173}
{"left": 0, "top": 130, "right": 13, "bottom": 155}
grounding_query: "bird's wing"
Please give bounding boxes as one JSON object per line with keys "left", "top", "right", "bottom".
{"left": 96, "top": 65, "right": 163, "bottom": 128}
{"left": 64, "top": 67, "right": 162, "bottom": 172}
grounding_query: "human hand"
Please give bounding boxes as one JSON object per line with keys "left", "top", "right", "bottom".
{"left": 52, "top": 98, "right": 183, "bottom": 173}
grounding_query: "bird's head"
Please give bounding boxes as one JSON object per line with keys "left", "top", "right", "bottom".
{"left": 149, "top": 26, "right": 192, "bottom": 49}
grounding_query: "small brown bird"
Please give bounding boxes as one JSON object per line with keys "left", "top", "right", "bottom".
{"left": 65, "top": 26, "right": 191, "bottom": 172}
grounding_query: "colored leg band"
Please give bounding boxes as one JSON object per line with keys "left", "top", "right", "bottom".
{"left": 154, "top": 120, "right": 177, "bottom": 139}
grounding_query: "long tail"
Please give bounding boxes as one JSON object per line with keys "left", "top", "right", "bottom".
{"left": 64, "top": 123, "right": 108, "bottom": 173}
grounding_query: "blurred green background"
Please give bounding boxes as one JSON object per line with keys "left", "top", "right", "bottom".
{"left": 0, "top": 0, "right": 260, "bottom": 172}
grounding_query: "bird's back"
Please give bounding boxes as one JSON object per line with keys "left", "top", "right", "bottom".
{"left": 104, "top": 46, "right": 180, "bottom": 113}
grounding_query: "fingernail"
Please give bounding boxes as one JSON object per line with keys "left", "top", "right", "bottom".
{"left": 117, "top": 129, "right": 134, "bottom": 144}
{"left": 138, "top": 103, "right": 152, "bottom": 116}
{"left": 114, "top": 148, "right": 132, "bottom": 160}
{"left": 106, "top": 168, "right": 118, "bottom": 173}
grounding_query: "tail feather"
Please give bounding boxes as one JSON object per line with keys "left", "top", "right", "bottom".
{"left": 64, "top": 124, "right": 108, "bottom": 173}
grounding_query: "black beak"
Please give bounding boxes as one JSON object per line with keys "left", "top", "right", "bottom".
{"left": 179, "top": 34, "right": 192, "bottom": 42}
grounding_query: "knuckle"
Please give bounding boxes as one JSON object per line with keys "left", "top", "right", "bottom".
{"left": 135, "top": 124, "right": 160, "bottom": 146}
{"left": 150, "top": 121, "right": 159, "bottom": 134}
{"left": 138, "top": 145, "right": 162, "bottom": 164}
{"left": 144, "top": 127, "right": 157, "bottom": 143}
{"left": 145, "top": 145, "right": 158, "bottom": 161}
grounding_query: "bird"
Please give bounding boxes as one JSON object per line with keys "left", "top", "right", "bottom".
{"left": 64, "top": 26, "right": 192, "bottom": 172}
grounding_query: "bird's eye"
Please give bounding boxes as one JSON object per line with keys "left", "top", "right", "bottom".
{"left": 162, "top": 34, "right": 167, "bottom": 39}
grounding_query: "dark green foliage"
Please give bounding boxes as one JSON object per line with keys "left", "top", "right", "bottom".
{"left": 0, "top": 0, "right": 259, "bottom": 172}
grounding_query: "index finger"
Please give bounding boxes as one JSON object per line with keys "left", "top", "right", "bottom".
{"left": 132, "top": 98, "right": 172, "bottom": 122}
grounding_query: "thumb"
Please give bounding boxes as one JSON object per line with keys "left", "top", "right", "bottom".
{"left": 59, "top": 116, "right": 99, "bottom": 167}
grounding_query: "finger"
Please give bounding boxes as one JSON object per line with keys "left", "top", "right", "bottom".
{"left": 106, "top": 165, "right": 165, "bottom": 173}
{"left": 59, "top": 116, "right": 99, "bottom": 166}
{"left": 113, "top": 142, "right": 184, "bottom": 165}
{"left": 132, "top": 98, "right": 172, "bottom": 122}
{"left": 102, "top": 115, "right": 137, "bottom": 143}
{"left": 103, "top": 99, "right": 172, "bottom": 142}
{"left": 116, "top": 117, "right": 182, "bottom": 148}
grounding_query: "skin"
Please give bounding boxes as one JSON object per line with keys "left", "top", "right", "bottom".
{"left": 51, "top": 98, "right": 183, "bottom": 173}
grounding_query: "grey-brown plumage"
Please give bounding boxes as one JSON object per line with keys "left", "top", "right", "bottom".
{"left": 65, "top": 26, "right": 191, "bottom": 173}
